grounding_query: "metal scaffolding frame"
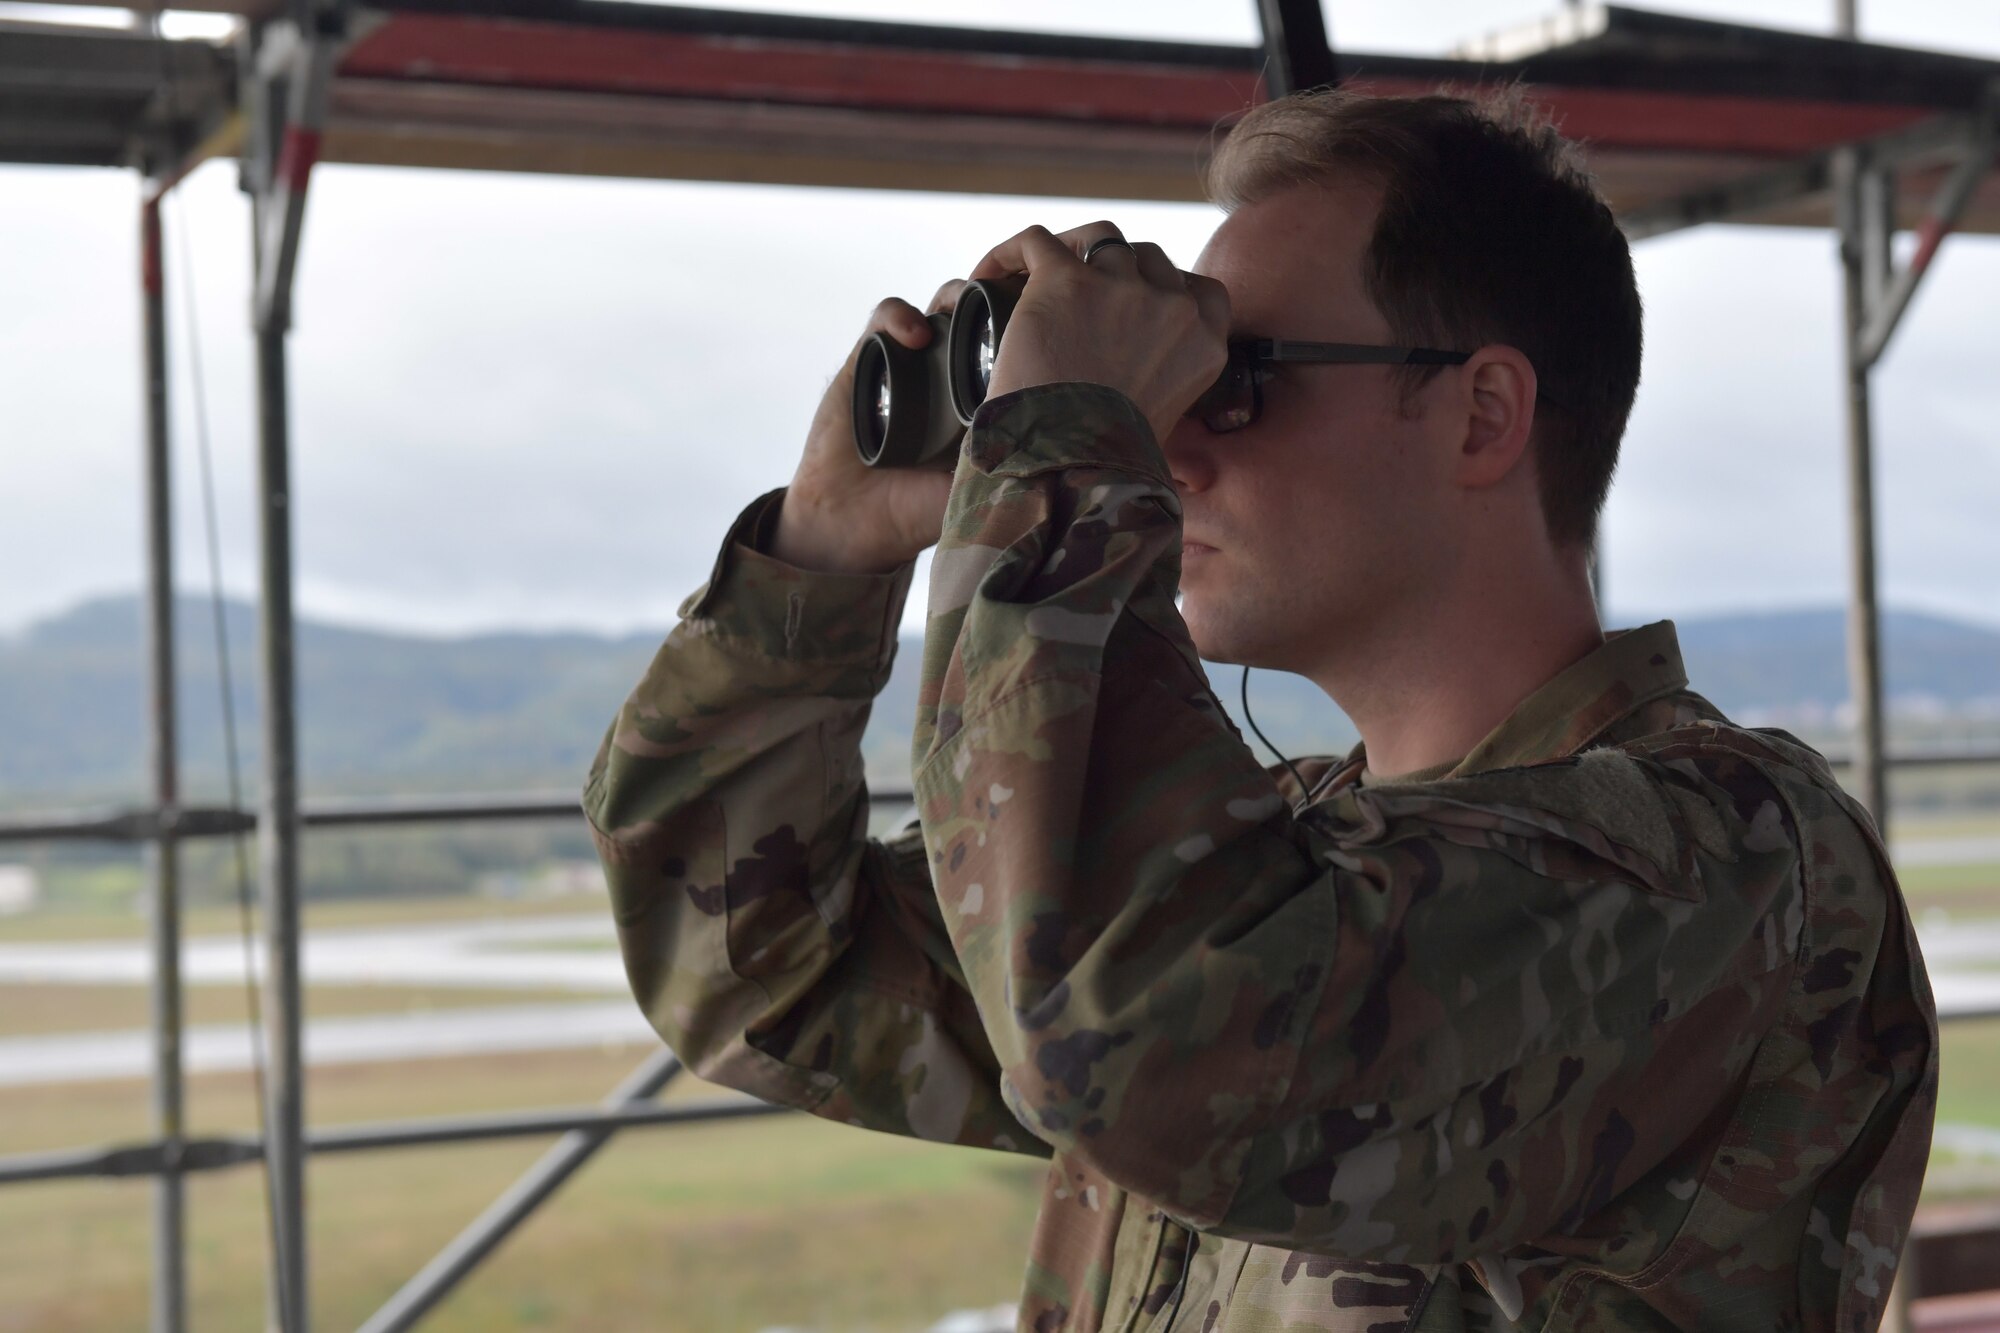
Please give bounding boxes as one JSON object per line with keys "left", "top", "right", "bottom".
{"left": 3, "top": 3, "right": 1999, "bottom": 1330}
{"left": 1624, "top": 82, "right": 2000, "bottom": 821}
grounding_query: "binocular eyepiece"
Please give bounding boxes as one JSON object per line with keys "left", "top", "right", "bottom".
{"left": 852, "top": 275, "right": 1024, "bottom": 469}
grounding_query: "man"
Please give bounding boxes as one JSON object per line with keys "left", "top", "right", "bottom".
{"left": 586, "top": 90, "right": 1936, "bottom": 1331}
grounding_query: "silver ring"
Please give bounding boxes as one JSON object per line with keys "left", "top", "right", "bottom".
{"left": 1082, "top": 236, "right": 1136, "bottom": 264}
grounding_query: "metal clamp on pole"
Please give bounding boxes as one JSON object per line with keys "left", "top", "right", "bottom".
{"left": 244, "top": 4, "right": 341, "bottom": 337}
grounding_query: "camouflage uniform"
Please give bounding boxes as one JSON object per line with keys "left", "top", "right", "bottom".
{"left": 587, "top": 382, "right": 1936, "bottom": 1331}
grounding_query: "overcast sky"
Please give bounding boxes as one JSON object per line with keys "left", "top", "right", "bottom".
{"left": 3, "top": 0, "right": 1998, "bottom": 641}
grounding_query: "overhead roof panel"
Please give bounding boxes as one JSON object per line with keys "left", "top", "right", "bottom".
{"left": 3, "top": 2, "right": 1996, "bottom": 237}
{"left": 0, "top": 17, "right": 233, "bottom": 168}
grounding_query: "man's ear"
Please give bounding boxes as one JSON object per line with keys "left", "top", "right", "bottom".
{"left": 1454, "top": 346, "right": 1537, "bottom": 490}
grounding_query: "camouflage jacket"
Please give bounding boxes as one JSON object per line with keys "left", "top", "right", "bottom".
{"left": 586, "top": 382, "right": 1936, "bottom": 1332}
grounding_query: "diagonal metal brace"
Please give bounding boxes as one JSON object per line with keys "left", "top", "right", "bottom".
{"left": 355, "top": 1047, "right": 686, "bottom": 1333}
{"left": 1619, "top": 101, "right": 1993, "bottom": 244}
{"left": 1856, "top": 97, "right": 2000, "bottom": 369}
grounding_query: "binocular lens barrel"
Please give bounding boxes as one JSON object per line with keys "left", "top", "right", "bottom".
{"left": 851, "top": 311, "right": 962, "bottom": 470}
{"left": 947, "top": 276, "right": 1023, "bottom": 427}
{"left": 853, "top": 277, "right": 1028, "bottom": 469}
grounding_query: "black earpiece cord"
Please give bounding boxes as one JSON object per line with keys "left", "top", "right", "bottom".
{"left": 1240, "top": 664, "right": 1311, "bottom": 802}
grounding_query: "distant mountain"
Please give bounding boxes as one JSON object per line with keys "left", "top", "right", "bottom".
{"left": 1670, "top": 608, "right": 2000, "bottom": 723}
{"left": 0, "top": 594, "right": 661, "bottom": 803}
{"left": 3, "top": 595, "right": 1997, "bottom": 804}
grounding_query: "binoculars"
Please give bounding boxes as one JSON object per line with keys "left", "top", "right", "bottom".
{"left": 851, "top": 275, "right": 1025, "bottom": 469}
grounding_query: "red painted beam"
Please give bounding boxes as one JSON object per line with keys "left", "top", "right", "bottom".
{"left": 338, "top": 13, "right": 1937, "bottom": 157}
{"left": 1510, "top": 83, "right": 1931, "bottom": 157}
{"left": 340, "top": 15, "right": 1267, "bottom": 126}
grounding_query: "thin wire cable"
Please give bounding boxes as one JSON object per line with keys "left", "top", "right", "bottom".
{"left": 171, "top": 183, "right": 272, "bottom": 1132}
{"left": 154, "top": 21, "right": 291, "bottom": 1320}
{"left": 1240, "top": 665, "right": 1310, "bottom": 802}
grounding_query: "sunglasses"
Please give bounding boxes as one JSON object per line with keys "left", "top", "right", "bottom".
{"left": 1187, "top": 339, "right": 1474, "bottom": 434}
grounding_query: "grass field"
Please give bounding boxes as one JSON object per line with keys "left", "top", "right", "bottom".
{"left": 0, "top": 1046, "right": 1044, "bottom": 1333}
{"left": 1900, "top": 865, "right": 2000, "bottom": 920}
{"left": 0, "top": 980, "right": 597, "bottom": 1039}
{"left": 1937, "top": 1019, "right": 2000, "bottom": 1130}
{"left": 1888, "top": 804, "right": 2000, "bottom": 836}
{"left": 2, "top": 1020, "right": 1996, "bottom": 1331}
{"left": 0, "top": 893, "right": 598, "bottom": 945}
{"left": 1, "top": 831, "right": 1997, "bottom": 1332}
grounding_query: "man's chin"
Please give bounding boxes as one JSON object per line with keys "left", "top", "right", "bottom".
{"left": 1182, "top": 604, "right": 1250, "bottom": 668}
{"left": 1184, "top": 602, "right": 1305, "bottom": 674}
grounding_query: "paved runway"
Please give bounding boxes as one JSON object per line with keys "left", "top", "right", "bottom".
{"left": 0, "top": 907, "right": 1995, "bottom": 1087}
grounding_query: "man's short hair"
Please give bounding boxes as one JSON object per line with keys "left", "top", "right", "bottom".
{"left": 1203, "top": 88, "right": 1643, "bottom": 550}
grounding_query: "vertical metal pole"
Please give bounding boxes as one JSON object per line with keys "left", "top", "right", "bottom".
{"left": 141, "top": 189, "right": 188, "bottom": 1333}
{"left": 242, "top": 15, "right": 336, "bottom": 1321}
{"left": 254, "top": 313, "right": 309, "bottom": 1333}
{"left": 1860, "top": 167, "right": 1894, "bottom": 314}
{"left": 1832, "top": 3, "right": 1889, "bottom": 826}
{"left": 1833, "top": 149, "right": 1888, "bottom": 825}
{"left": 1254, "top": 0, "right": 1338, "bottom": 97}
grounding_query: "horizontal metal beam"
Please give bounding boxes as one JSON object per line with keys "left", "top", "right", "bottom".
{"left": 6, "top": 0, "right": 272, "bottom": 16}
{"left": 0, "top": 789, "right": 919, "bottom": 843}
{"left": 11, "top": 756, "right": 2000, "bottom": 846}
{"left": 315, "top": 1096, "right": 783, "bottom": 1153}
{"left": 0, "top": 805, "right": 251, "bottom": 843}
{"left": 324, "top": 77, "right": 1221, "bottom": 201}
{"left": 0, "top": 114, "right": 136, "bottom": 151}
{"left": 1621, "top": 152, "right": 1834, "bottom": 241}
{"left": 0, "top": 23, "right": 231, "bottom": 96}
{"left": 298, "top": 792, "right": 586, "bottom": 828}
{"left": 0, "top": 1137, "right": 256, "bottom": 1186}
{"left": 0, "top": 1096, "right": 788, "bottom": 1187}
{"left": 359, "top": 0, "right": 1265, "bottom": 72}
{"left": 1821, "top": 749, "right": 2000, "bottom": 771}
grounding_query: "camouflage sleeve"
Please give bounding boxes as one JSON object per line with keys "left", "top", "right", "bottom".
{"left": 915, "top": 383, "right": 1803, "bottom": 1261}
{"left": 586, "top": 489, "right": 1047, "bottom": 1156}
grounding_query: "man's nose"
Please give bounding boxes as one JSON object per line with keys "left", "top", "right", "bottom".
{"left": 1161, "top": 415, "right": 1219, "bottom": 497}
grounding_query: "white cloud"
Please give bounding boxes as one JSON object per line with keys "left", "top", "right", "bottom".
{"left": 1, "top": 1, "right": 1996, "bottom": 639}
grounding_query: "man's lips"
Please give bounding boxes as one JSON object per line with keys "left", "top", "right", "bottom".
{"left": 1182, "top": 537, "right": 1219, "bottom": 555}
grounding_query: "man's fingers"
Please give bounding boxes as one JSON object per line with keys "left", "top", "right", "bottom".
{"left": 1056, "top": 219, "right": 1129, "bottom": 258}
{"left": 926, "top": 279, "right": 968, "bottom": 316}
{"left": 1185, "top": 272, "right": 1233, "bottom": 340}
{"left": 1128, "top": 241, "right": 1181, "bottom": 290}
{"left": 835, "top": 296, "right": 929, "bottom": 385}
{"left": 869, "top": 295, "right": 933, "bottom": 348}
{"left": 1067, "top": 222, "right": 1142, "bottom": 276}
{"left": 969, "top": 223, "right": 1095, "bottom": 281}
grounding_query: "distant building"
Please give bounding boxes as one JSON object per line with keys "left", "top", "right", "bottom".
{"left": 539, "top": 861, "right": 609, "bottom": 897}
{"left": 0, "top": 865, "right": 40, "bottom": 916}
{"left": 476, "top": 861, "right": 607, "bottom": 900}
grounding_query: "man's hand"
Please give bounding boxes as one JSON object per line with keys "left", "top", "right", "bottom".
{"left": 771, "top": 284, "right": 963, "bottom": 575}
{"left": 969, "top": 222, "right": 1231, "bottom": 446}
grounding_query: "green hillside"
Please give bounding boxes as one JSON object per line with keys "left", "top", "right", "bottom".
{"left": 5, "top": 594, "right": 1998, "bottom": 808}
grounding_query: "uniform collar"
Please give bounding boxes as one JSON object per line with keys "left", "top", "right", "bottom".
{"left": 1334, "top": 621, "right": 1689, "bottom": 788}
